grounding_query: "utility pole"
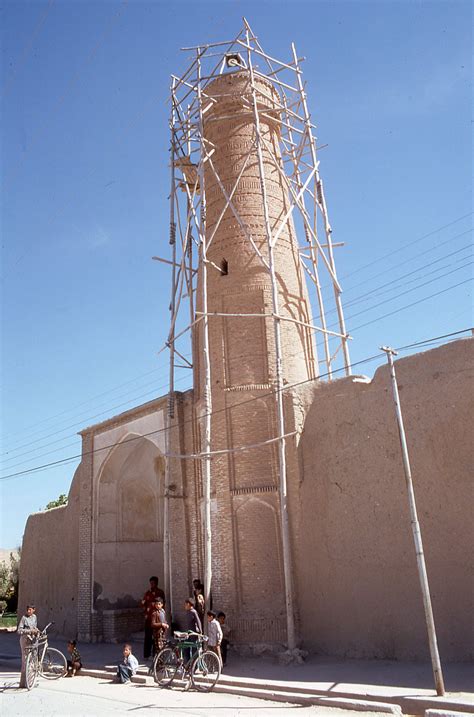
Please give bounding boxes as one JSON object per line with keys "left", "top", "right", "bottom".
{"left": 381, "top": 346, "right": 445, "bottom": 696}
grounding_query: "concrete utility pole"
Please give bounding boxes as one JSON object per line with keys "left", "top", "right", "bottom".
{"left": 381, "top": 346, "right": 445, "bottom": 697}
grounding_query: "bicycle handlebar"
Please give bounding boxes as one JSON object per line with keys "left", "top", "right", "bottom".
{"left": 174, "top": 630, "right": 208, "bottom": 641}
{"left": 41, "top": 621, "right": 54, "bottom": 634}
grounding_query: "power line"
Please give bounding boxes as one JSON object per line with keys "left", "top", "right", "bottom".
{"left": 5, "top": 226, "right": 469, "bottom": 445}
{"left": 339, "top": 228, "right": 472, "bottom": 299}
{"left": 3, "top": 261, "right": 471, "bottom": 463}
{"left": 333, "top": 244, "right": 472, "bottom": 315}
{"left": 0, "top": 372, "right": 191, "bottom": 469}
{"left": 338, "top": 212, "right": 473, "bottom": 283}
{"left": 395, "top": 328, "right": 473, "bottom": 351}
{"left": 1, "top": 353, "right": 178, "bottom": 451}
{"left": 350, "top": 279, "right": 473, "bottom": 332}
{"left": 3, "top": 223, "right": 472, "bottom": 455}
{"left": 6, "top": 225, "right": 467, "bottom": 437}
{"left": 343, "top": 261, "right": 472, "bottom": 325}
{"left": 1, "top": 328, "right": 471, "bottom": 482}
{"left": 0, "top": 352, "right": 387, "bottom": 481}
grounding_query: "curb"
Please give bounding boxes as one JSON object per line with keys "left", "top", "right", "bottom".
{"left": 78, "top": 665, "right": 474, "bottom": 716}
{"left": 425, "top": 711, "right": 474, "bottom": 717}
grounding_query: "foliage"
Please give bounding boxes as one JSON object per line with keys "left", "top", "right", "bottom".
{"left": 9, "top": 550, "right": 20, "bottom": 612}
{"left": 0, "top": 549, "right": 21, "bottom": 613}
{"left": 45, "top": 493, "right": 68, "bottom": 510}
{"left": 0, "top": 562, "right": 9, "bottom": 600}
{"left": 0, "top": 612, "right": 17, "bottom": 627}
{"left": 0, "top": 600, "right": 7, "bottom": 615}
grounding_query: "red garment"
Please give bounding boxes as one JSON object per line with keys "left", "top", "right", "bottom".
{"left": 142, "top": 587, "right": 165, "bottom": 625}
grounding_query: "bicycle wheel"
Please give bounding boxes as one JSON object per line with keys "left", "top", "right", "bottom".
{"left": 153, "top": 647, "right": 178, "bottom": 687}
{"left": 41, "top": 648, "right": 67, "bottom": 679}
{"left": 25, "top": 650, "right": 39, "bottom": 691}
{"left": 191, "top": 650, "right": 221, "bottom": 692}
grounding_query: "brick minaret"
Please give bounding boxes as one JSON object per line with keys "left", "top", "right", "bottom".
{"left": 193, "top": 70, "right": 316, "bottom": 642}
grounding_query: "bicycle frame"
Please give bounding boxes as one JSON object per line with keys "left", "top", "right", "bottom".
{"left": 25, "top": 625, "right": 51, "bottom": 668}
{"left": 24, "top": 621, "right": 67, "bottom": 689}
{"left": 154, "top": 631, "right": 220, "bottom": 692}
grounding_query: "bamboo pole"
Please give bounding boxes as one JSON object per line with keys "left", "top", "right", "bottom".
{"left": 196, "top": 50, "right": 213, "bottom": 614}
{"left": 381, "top": 346, "right": 445, "bottom": 697}
{"left": 163, "top": 79, "right": 178, "bottom": 615}
{"left": 291, "top": 43, "right": 351, "bottom": 376}
{"left": 248, "top": 32, "right": 326, "bottom": 376}
{"left": 245, "top": 23, "right": 296, "bottom": 651}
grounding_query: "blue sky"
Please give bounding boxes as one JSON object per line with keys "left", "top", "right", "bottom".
{"left": 1, "top": 0, "right": 472, "bottom": 548}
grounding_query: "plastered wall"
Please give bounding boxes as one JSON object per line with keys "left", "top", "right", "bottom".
{"left": 18, "top": 463, "right": 81, "bottom": 637}
{"left": 295, "top": 338, "right": 474, "bottom": 660}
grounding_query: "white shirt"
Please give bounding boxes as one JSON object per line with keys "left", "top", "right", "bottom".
{"left": 207, "top": 618, "right": 223, "bottom": 647}
{"left": 124, "top": 653, "right": 139, "bottom": 674}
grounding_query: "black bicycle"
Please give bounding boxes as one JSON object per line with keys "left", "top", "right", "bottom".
{"left": 153, "top": 631, "right": 221, "bottom": 692}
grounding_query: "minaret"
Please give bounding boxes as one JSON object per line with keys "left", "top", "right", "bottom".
{"left": 193, "top": 69, "right": 316, "bottom": 642}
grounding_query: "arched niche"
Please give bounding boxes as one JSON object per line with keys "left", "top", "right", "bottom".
{"left": 93, "top": 435, "right": 165, "bottom": 610}
{"left": 228, "top": 396, "right": 276, "bottom": 490}
{"left": 234, "top": 496, "right": 284, "bottom": 616}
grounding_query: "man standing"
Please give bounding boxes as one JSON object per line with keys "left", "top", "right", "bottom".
{"left": 141, "top": 576, "right": 165, "bottom": 660}
{"left": 17, "top": 605, "right": 39, "bottom": 688}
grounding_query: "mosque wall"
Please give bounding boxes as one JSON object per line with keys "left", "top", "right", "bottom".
{"left": 19, "top": 397, "right": 170, "bottom": 641}
{"left": 18, "top": 463, "right": 81, "bottom": 638}
{"left": 19, "top": 339, "right": 473, "bottom": 660}
{"left": 294, "top": 338, "right": 474, "bottom": 660}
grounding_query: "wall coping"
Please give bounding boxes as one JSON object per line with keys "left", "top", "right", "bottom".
{"left": 79, "top": 389, "right": 193, "bottom": 437}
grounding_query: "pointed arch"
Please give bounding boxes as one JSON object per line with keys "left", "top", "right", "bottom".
{"left": 93, "top": 433, "right": 165, "bottom": 609}
{"left": 234, "top": 495, "right": 284, "bottom": 615}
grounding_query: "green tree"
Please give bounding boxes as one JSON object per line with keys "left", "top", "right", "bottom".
{"left": 0, "top": 562, "right": 9, "bottom": 600}
{"left": 8, "top": 550, "right": 20, "bottom": 612}
{"left": 0, "top": 550, "right": 20, "bottom": 612}
{"left": 45, "top": 493, "right": 68, "bottom": 510}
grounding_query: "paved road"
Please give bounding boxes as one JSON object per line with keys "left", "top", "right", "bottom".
{"left": 0, "top": 671, "right": 391, "bottom": 717}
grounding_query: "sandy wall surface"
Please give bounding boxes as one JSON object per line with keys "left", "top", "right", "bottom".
{"left": 18, "top": 467, "right": 81, "bottom": 637}
{"left": 295, "top": 338, "right": 473, "bottom": 661}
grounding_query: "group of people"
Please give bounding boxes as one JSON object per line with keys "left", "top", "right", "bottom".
{"left": 18, "top": 576, "right": 231, "bottom": 688}
{"left": 141, "top": 576, "right": 230, "bottom": 669}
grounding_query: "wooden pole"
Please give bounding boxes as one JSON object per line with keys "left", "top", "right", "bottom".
{"left": 245, "top": 23, "right": 296, "bottom": 650}
{"left": 196, "top": 50, "right": 213, "bottom": 613}
{"left": 381, "top": 346, "right": 445, "bottom": 696}
{"left": 291, "top": 43, "right": 351, "bottom": 376}
{"left": 163, "top": 79, "right": 177, "bottom": 616}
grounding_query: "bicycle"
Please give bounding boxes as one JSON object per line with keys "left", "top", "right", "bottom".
{"left": 153, "top": 631, "right": 221, "bottom": 692}
{"left": 24, "top": 622, "right": 67, "bottom": 690}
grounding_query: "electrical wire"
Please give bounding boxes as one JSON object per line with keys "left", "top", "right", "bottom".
{"left": 1, "top": 352, "right": 178, "bottom": 452}
{"left": 342, "top": 261, "right": 472, "bottom": 325}
{"left": 1, "top": 328, "right": 471, "bottom": 482}
{"left": 0, "top": 372, "right": 191, "bottom": 467}
{"left": 3, "top": 263, "right": 471, "bottom": 464}
{"left": 338, "top": 212, "right": 473, "bottom": 283}
{"left": 326, "top": 243, "right": 472, "bottom": 316}
{"left": 350, "top": 279, "right": 473, "bottom": 332}
{"left": 335, "top": 228, "right": 472, "bottom": 300}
